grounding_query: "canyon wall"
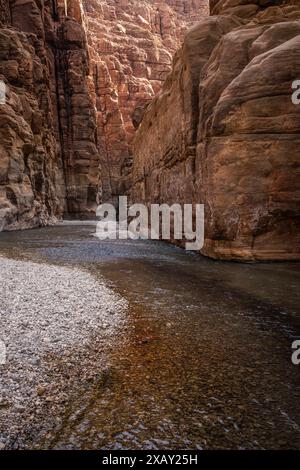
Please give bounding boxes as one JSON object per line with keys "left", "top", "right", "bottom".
{"left": 0, "top": 0, "right": 208, "bottom": 230}
{"left": 131, "top": 0, "right": 300, "bottom": 261}
{"left": 0, "top": 0, "right": 101, "bottom": 230}
{"left": 82, "top": 0, "right": 209, "bottom": 203}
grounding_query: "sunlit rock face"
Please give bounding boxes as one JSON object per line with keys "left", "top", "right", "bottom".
{"left": 0, "top": 0, "right": 209, "bottom": 229}
{"left": 0, "top": 0, "right": 101, "bottom": 229}
{"left": 82, "top": 0, "right": 209, "bottom": 203}
{"left": 132, "top": 0, "right": 300, "bottom": 261}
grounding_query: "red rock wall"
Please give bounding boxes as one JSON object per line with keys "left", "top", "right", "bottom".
{"left": 52, "top": 1, "right": 101, "bottom": 217}
{"left": 0, "top": 1, "right": 62, "bottom": 229}
{"left": 0, "top": 0, "right": 101, "bottom": 229}
{"left": 82, "top": 0, "right": 209, "bottom": 204}
{"left": 132, "top": 0, "right": 300, "bottom": 261}
{"left": 0, "top": 0, "right": 208, "bottom": 229}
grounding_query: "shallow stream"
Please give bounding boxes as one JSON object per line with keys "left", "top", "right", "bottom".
{"left": 0, "top": 225, "right": 299, "bottom": 449}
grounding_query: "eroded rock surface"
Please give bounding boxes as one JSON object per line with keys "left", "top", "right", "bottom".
{"left": 0, "top": 1, "right": 208, "bottom": 230}
{"left": 132, "top": 0, "right": 300, "bottom": 261}
{"left": 82, "top": 0, "right": 208, "bottom": 203}
{"left": 0, "top": 1, "right": 102, "bottom": 229}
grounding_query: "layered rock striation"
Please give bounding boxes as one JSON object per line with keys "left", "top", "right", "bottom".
{"left": 0, "top": 0, "right": 101, "bottom": 229}
{"left": 82, "top": 0, "right": 209, "bottom": 203}
{"left": 0, "top": 0, "right": 208, "bottom": 230}
{"left": 132, "top": 0, "right": 300, "bottom": 261}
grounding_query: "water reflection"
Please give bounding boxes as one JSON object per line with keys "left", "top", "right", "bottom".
{"left": 0, "top": 226, "right": 299, "bottom": 449}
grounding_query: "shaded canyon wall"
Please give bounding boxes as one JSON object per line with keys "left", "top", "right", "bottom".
{"left": 0, "top": 0, "right": 208, "bottom": 230}
{"left": 82, "top": 0, "right": 209, "bottom": 204}
{"left": 0, "top": 0, "right": 101, "bottom": 229}
{"left": 131, "top": 0, "right": 300, "bottom": 261}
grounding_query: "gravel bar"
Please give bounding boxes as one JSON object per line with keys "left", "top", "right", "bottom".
{"left": 0, "top": 256, "right": 128, "bottom": 449}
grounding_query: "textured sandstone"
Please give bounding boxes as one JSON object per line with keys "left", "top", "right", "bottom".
{"left": 0, "top": 2, "right": 61, "bottom": 230}
{"left": 0, "top": 0, "right": 101, "bottom": 229}
{"left": 82, "top": 0, "right": 209, "bottom": 203}
{"left": 0, "top": 0, "right": 208, "bottom": 229}
{"left": 132, "top": 0, "right": 300, "bottom": 261}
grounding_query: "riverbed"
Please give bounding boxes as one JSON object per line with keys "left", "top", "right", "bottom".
{"left": 0, "top": 224, "right": 299, "bottom": 449}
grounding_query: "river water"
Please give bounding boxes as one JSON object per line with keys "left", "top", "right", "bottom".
{"left": 0, "top": 224, "right": 299, "bottom": 449}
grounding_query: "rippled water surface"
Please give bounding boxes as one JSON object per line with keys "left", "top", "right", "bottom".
{"left": 0, "top": 225, "right": 299, "bottom": 449}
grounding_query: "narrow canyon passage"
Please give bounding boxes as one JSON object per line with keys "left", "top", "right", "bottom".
{"left": 0, "top": 225, "right": 299, "bottom": 449}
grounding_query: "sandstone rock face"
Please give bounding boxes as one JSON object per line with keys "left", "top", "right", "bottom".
{"left": 132, "top": 0, "right": 300, "bottom": 261}
{"left": 0, "top": 0, "right": 100, "bottom": 229}
{"left": 82, "top": 0, "right": 209, "bottom": 203}
{"left": 0, "top": 0, "right": 208, "bottom": 229}
{"left": 52, "top": 3, "right": 101, "bottom": 217}
{"left": 0, "top": 1, "right": 61, "bottom": 230}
